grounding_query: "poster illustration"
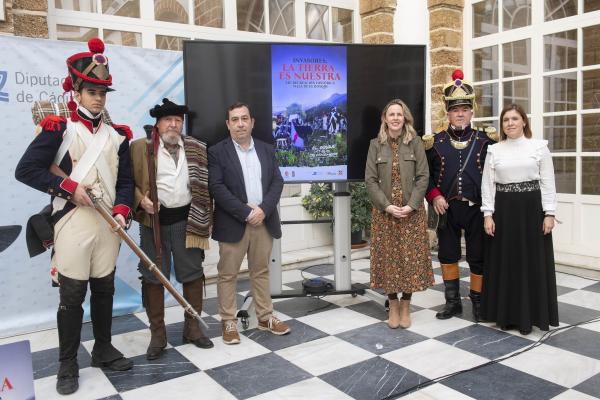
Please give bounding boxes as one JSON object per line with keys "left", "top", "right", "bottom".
{"left": 272, "top": 45, "right": 348, "bottom": 181}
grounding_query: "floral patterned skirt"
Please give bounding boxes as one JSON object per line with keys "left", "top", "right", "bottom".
{"left": 370, "top": 204, "right": 434, "bottom": 294}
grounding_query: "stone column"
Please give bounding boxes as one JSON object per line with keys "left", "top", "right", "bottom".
{"left": 428, "top": 0, "right": 464, "bottom": 131}
{"left": 0, "top": 0, "right": 48, "bottom": 37}
{"left": 359, "top": 0, "right": 396, "bottom": 44}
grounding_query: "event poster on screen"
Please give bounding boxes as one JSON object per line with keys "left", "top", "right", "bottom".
{"left": 272, "top": 45, "right": 348, "bottom": 182}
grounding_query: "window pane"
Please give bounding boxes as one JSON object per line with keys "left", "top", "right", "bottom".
{"left": 583, "top": 69, "right": 600, "bottom": 109}
{"left": 156, "top": 35, "right": 185, "bottom": 51}
{"left": 544, "top": 115, "right": 576, "bottom": 152}
{"left": 582, "top": 157, "right": 600, "bottom": 195}
{"left": 237, "top": 0, "right": 265, "bottom": 33}
{"left": 553, "top": 156, "right": 576, "bottom": 193}
{"left": 582, "top": 113, "right": 600, "bottom": 152}
{"left": 270, "top": 0, "right": 295, "bottom": 37}
{"left": 503, "top": 79, "right": 530, "bottom": 113}
{"left": 306, "top": 3, "right": 328, "bottom": 41}
{"left": 503, "top": 0, "right": 531, "bottom": 30}
{"left": 154, "top": 0, "right": 188, "bottom": 23}
{"left": 55, "top": 0, "right": 97, "bottom": 12}
{"left": 194, "top": 0, "right": 223, "bottom": 27}
{"left": 503, "top": 39, "right": 530, "bottom": 77}
{"left": 584, "top": 1, "right": 600, "bottom": 13}
{"left": 332, "top": 7, "right": 352, "bottom": 43}
{"left": 545, "top": 0, "right": 577, "bottom": 21}
{"left": 472, "top": 0, "right": 498, "bottom": 38}
{"left": 544, "top": 30, "right": 577, "bottom": 71}
{"left": 102, "top": 0, "right": 139, "bottom": 17}
{"left": 104, "top": 30, "right": 141, "bottom": 47}
{"left": 57, "top": 25, "right": 98, "bottom": 42}
{"left": 473, "top": 45, "right": 498, "bottom": 81}
{"left": 544, "top": 72, "right": 577, "bottom": 112}
{"left": 474, "top": 83, "right": 498, "bottom": 117}
{"left": 583, "top": 25, "right": 600, "bottom": 66}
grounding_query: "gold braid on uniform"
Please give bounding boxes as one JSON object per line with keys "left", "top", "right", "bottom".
{"left": 484, "top": 126, "right": 499, "bottom": 142}
{"left": 422, "top": 133, "right": 435, "bottom": 150}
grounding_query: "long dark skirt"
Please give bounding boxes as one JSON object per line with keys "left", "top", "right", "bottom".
{"left": 481, "top": 187, "right": 559, "bottom": 332}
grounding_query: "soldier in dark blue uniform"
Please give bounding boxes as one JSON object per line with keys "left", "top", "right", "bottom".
{"left": 423, "top": 69, "right": 498, "bottom": 321}
{"left": 15, "top": 38, "right": 134, "bottom": 395}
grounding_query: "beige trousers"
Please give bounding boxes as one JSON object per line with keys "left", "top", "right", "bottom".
{"left": 217, "top": 224, "right": 273, "bottom": 321}
{"left": 52, "top": 207, "right": 120, "bottom": 280}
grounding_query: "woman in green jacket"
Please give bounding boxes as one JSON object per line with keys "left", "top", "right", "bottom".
{"left": 365, "top": 99, "right": 434, "bottom": 329}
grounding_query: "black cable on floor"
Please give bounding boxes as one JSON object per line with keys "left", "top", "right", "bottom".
{"left": 380, "top": 316, "right": 600, "bottom": 400}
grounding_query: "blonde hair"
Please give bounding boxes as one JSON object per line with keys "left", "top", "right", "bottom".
{"left": 377, "top": 99, "right": 417, "bottom": 145}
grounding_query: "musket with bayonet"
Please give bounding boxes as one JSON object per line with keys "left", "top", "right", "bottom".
{"left": 86, "top": 188, "right": 209, "bottom": 330}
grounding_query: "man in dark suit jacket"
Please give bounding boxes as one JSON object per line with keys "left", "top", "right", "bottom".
{"left": 209, "top": 102, "right": 290, "bottom": 345}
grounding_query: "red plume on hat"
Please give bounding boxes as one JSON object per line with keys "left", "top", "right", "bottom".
{"left": 63, "top": 37, "right": 113, "bottom": 121}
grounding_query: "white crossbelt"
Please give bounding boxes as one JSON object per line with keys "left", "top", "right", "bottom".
{"left": 52, "top": 120, "right": 118, "bottom": 213}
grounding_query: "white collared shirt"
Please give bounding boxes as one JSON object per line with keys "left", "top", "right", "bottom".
{"left": 156, "top": 137, "right": 192, "bottom": 208}
{"left": 233, "top": 138, "right": 263, "bottom": 207}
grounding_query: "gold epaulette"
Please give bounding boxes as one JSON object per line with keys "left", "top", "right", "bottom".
{"left": 422, "top": 133, "right": 435, "bottom": 150}
{"left": 484, "top": 126, "right": 499, "bottom": 142}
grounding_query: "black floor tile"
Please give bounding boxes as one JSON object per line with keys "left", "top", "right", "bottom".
{"left": 103, "top": 348, "right": 199, "bottom": 392}
{"left": 545, "top": 327, "right": 600, "bottom": 360}
{"left": 81, "top": 314, "right": 147, "bottom": 341}
{"left": 442, "top": 363, "right": 566, "bottom": 400}
{"left": 337, "top": 322, "right": 427, "bottom": 355}
{"left": 320, "top": 356, "right": 428, "bottom": 400}
{"left": 435, "top": 324, "right": 532, "bottom": 360}
{"left": 574, "top": 372, "right": 600, "bottom": 398}
{"left": 346, "top": 300, "right": 389, "bottom": 321}
{"left": 242, "top": 319, "right": 328, "bottom": 352}
{"left": 205, "top": 352, "right": 312, "bottom": 399}
{"left": 164, "top": 316, "right": 222, "bottom": 347}
{"left": 273, "top": 297, "right": 338, "bottom": 318}
{"left": 556, "top": 302, "right": 600, "bottom": 326}
{"left": 32, "top": 344, "right": 91, "bottom": 379}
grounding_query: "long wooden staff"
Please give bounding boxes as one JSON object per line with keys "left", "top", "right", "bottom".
{"left": 143, "top": 124, "right": 163, "bottom": 270}
{"left": 88, "top": 190, "right": 209, "bottom": 331}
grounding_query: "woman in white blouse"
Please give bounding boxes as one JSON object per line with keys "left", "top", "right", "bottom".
{"left": 480, "top": 103, "right": 559, "bottom": 335}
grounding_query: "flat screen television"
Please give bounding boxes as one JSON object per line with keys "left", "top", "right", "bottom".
{"left": 183, "top": 41, "right": 425, "bottom": 182}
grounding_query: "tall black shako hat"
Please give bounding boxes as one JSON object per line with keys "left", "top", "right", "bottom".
{"left": 442, "top": 69, "right": 476, "bottom": 111}
{"left": 149, "top": 98, "right": 189, "bottom": 120}
{"left": 62, "top": 37, "right": 113, "bottom": 121}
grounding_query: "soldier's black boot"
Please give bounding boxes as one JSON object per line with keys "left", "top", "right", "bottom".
{"left": 89, "top": 272, "right": 134, "bottom": 371}
{"left": 182, "top": 277, "right": 214, "bottom": 349}
{"left": 56, "top": 274, "right": 87, "bottom": 395}
{"left": 469, "top": 273, "right": 483, "bottom": 322}
{"left": 469, "top": 290, "right": 482, "bottom": 322}
{"left": 436, "top": 279, "right": 462, "bottom": 320}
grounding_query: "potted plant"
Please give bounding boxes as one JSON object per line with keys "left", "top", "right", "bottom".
{"left": 301, "top": 182, "right": 372, "bottom": 245}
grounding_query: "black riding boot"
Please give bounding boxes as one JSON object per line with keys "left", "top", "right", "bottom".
{"left": 435, "top": 279, "right": 462, "bottom": 320}
{"left": 56, "top": 274, "right": 87, "bottom": 395}
{"left": 469, "top": 290, "right": 482, "bottom": 322}
{"left": 89, "top": 271, "right": 133, "bottom": 371}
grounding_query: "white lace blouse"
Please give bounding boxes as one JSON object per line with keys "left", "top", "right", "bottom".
{"left": 481, "top": 136, "right": 557, "bottom": 217}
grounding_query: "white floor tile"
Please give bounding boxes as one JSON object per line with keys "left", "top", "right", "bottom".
{"left": 410, "top": 288, "right": 446, "bottom": 309}
{"left": 247, "top": 377, "right": 353, "bottom": 400}
{"left": 401, "top": 383, "right": 476, "bottom": 399}
{"left": 321, "top": 293, "right": 369, "bottom": 308}
{"left": 381, "top": 339, "right": 488, "bottom": 379}
{"left": 557, "top": 290, "right": 600, "bottom": 311}
{"left": 551, "top": 389, "right": 600, "bottom": 400}
{"left": 501, "top": 343, "right": 600, "bottom": 388}
{"left": 275, "top": 336, "right": 375, "bottom": 376}
{"left": 296, "top": 307, "right": 379, "bottom": 335}
{"left": 281, "top": 269, "right": 317, "bottom": 284}
{"left": 34, "top": 367, "right": 118, "bottom": 400}
{"left": 406, "top": 309, "right": 474, "bottom": 338}
{"left": 175, "top": 333, "right": 270, "bottom": 370}
{"left": 82, "top": 328, "right": 159, "bottom": 359}
{"left": 555, "top": 273, "right": 597, "bottom": 290}
{"left": 0, "top": 328, "right": 59, "bottom": 352}
{"left": 120, "top": 371, "right": 236, "bottom": 400}
{"left": 351, "top": 259, "right": 371, "bottom": 270}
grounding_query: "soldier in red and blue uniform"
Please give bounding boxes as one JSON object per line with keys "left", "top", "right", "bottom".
{"left": 15, "top": 38, "right": 134, "bottom": 395}
{"left": 423, "top": 69, "right": 498, "bottom": 322}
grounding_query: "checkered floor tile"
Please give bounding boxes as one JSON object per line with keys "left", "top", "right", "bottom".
{"left": 5, "top": 261, "right": 600, "bottom": 399}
